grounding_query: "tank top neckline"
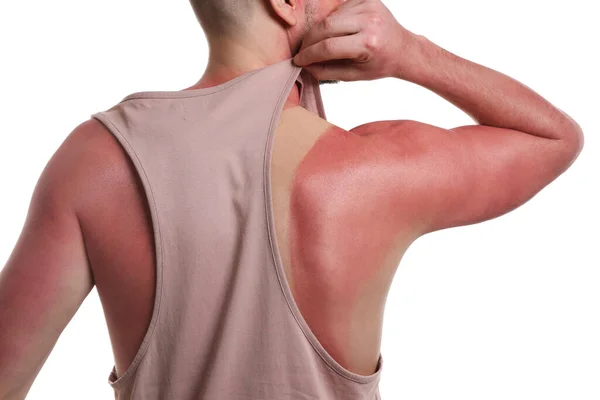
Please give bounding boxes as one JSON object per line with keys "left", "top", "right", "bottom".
{"left": 120, "top": 58, "right": 301, "bottom": 102}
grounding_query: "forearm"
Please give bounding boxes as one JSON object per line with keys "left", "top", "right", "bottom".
{"left": 397, "top": 34, "right": 583, "bottom": 141}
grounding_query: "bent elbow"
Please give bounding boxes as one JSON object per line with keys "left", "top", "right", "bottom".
{"left": 566, "top": 123, "right": 584, "bottom": 159}
{"left": 556, "top": 108, "right": 585, "bottom": 155}
{"left": 555, "top": 124, "right": 584, "bottom": 173}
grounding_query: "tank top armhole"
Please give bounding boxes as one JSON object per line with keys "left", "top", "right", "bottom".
{"left": 89, "top": 112, "right": 165, "bottom": 390}
{"left": 263, "top": 67, "right": 383, "bottom": 385}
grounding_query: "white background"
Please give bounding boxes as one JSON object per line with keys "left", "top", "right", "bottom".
{"left": 1, "top": 0, "right": 598, "bottom": 399}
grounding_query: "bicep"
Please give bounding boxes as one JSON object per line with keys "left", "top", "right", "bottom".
{"left": 0, "top": 125, "right": 95, "bottom": 396}
{"left": 367, "top": 122, "right": 582, "bottom": 236}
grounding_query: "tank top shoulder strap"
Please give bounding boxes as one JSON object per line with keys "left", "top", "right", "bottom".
{"left": 114, "top": 58, "right": 326, "bottom": 120}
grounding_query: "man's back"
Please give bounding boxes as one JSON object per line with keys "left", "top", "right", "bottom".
{"left": 79, "top": 56, "right": 583, "bottom": 398}
{"left": 0, "top": 53, "right": 582, "bottom": 398}
{"left": 81, "top": 71, "right": 394, "bottom": 383}
{"left": 81, "top": 98, "right": 383, "bottom": 376}
{"left": 83, "top": 59, "right": 386, "bottom": 398}
{"left": 0, "top": 0, "right": 586, "bottom": 398}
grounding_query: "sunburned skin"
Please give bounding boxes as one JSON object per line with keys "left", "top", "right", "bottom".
{"left": 271, "top": 82, "right": 581, "bottom": 376}
{"left": 0, "top": 77, "right": 579, "bottom": 392}
{"left": 1, "top": 0, "right": 584, "bottom": 393}
{"left": 288, "top": 126, "right": 408, "bottom": 374}
{"left": 271, "top": 93, "right": 420, "bottom": 375}
{"left": 59, "top": 85, "right": 403, "bottom": 381}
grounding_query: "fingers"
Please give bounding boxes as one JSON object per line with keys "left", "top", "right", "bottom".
{"left": 300, "top": 14, "right": 362, "bottom": 51}
{"left": 304, "top": 61, "right": 362, "bottom": 82}
{"left": 293, "top": 35, "right": 367, "bottom": 66}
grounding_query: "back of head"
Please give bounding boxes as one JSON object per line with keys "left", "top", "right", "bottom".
{"left": 189, "top": 0, "right": 256, "bottom": 39}
{"left": 188, "top": 0, "right": 345, "bottom": 54}
{"left": 188, "top": 0, "right": 345, "bottom": 85}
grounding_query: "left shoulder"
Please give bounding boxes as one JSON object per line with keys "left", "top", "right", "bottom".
{"left": 49, "top": 117, "right": 144, "bottom": 215}
{"left": 0, "top": 119, "right": 103, "bottom": 396}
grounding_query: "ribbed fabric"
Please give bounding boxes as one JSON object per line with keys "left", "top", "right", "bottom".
{"left": 91, "top": 58, "right": 383, "bottom": 400}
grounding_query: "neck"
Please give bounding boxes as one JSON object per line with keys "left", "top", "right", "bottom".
{"left": 188, "top": 34, "right": 301, "bottom": 107}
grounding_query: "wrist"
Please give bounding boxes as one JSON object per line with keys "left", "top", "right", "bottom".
{"left": 391, "top": 33, "right": 435, "bottom": 82}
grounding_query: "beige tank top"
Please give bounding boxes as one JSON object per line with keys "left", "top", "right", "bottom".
{"left": 91, "top": 57, "right": 383, "bottom": 399}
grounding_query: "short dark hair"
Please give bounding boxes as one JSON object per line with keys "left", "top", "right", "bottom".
{"left": 189, "top": 0, "right": 255, "bottom": 37}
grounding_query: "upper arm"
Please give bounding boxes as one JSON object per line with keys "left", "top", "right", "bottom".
{"left": 351, "top": 120, "right": 583, "bottom": 236}
{"left": 0, "top": 121, "right": 97, "bottom": 397}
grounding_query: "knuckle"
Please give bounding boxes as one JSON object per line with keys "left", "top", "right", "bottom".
{"left": 367, "top": 14, "right": 383, "bottom": 26}
{"left": 357, "top": 49, "right": 370, "bottom": 62}
{"left": 358, "top": 50, "right": 371, "bottom": 62}
{"left": 363, "top": 33, "right": 381, "bottom": 51}
{"left": 322, "top": 39, "right": 336, "bottom": 54}
{"left": 322, "top": 16, "right": 334, "bottom": 32}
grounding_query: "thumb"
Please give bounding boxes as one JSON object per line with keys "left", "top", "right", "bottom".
{"left": 303, "top": 62, "right": 360, "bottom": 82}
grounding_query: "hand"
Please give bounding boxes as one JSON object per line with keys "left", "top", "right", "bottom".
{"left": 292, "top": 0, "right": 419, "bottom": 82}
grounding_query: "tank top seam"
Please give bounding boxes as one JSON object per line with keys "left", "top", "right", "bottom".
{"left": 263, "top": 67, "right": 381, "bottom": 385}
{"left": 90, "top": 113, "right": 165, "bottom": 391}
{"left": 119, "top": 68, "right": 263, "bottom": 102}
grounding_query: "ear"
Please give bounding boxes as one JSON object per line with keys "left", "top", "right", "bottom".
{"left": 267, "top": 0, "right": 299, "bottom": 27}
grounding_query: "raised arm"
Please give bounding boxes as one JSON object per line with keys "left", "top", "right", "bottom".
{"left": 350, "top": 118, "right": 582, "bottom": 236}
{"left": 356, "top": 34, "right": 583, "bottom": 235}
{"left": 293, "top": 0, "right": 584, "bottom": 236}
{"left": 399, "top": 34, "right": 584, "bottom": 143}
